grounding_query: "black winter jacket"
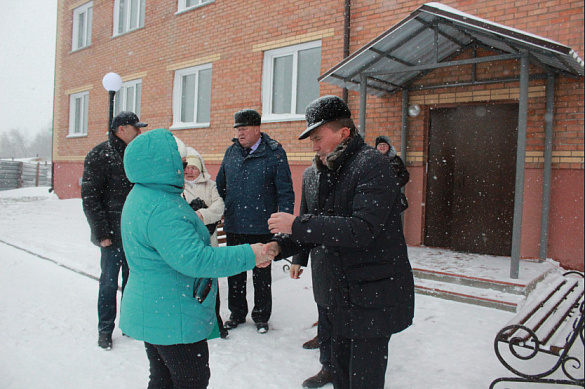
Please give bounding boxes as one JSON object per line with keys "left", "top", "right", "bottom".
{"left": 81, "top": 133, "right": 133, "bottom": 246}
{"left": 386, "top": 145, "right": 409, "bottom": 187}
{"left": 278, "top": 135, "right": 414, "bottom": 338}
{"left": 216, "top": 133, "right": 294, "bottom": 235}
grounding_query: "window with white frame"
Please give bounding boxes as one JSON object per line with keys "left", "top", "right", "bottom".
{"left": 113, "top": 0, "right": 145, "bottom": 36}
{"left": 172, "top": 64, "right": 212, "bottom": 129}
{"left": 262, "top": 41, "right": 322, "bottom": 121}
{"left": 178, "top": 0, "right": 213, "bottom": 12}
{"left": 114, "top": 79, "right": 142, "bottom": 117}
{"left": 72, "top": 2, "right": 93, "bottom": 51}
{"left": 68, "top": 91, "right": 89, "bottom": 136}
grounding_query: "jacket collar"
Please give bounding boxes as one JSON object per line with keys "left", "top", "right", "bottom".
{"left": 109, "top": 131, "right": 128, "bottom": 155}
{"left": 313, "top": 134, "right": 365, "bottom": 172}
{"left": 232, "top": 132, "right": 281, "bottom": 154}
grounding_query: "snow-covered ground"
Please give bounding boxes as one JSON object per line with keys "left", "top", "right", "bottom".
{"left": 0, "top": 187, "right": 570, "bottom": 388}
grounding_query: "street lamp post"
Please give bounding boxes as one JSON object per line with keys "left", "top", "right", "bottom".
{"left": 102, "top": 72, "right": 123, "bottom": 135}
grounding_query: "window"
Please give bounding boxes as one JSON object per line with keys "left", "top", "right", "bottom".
{"left": 262, "top": 41, "right": 322, "bottom": 122}
{"left": 177, "top": 0, "right": 213, "bottom": 13}
{"left": 68, "top": 91, "right": 89, "bottom": 136}
{"left": 72, "top": 2, "right": 93, "bottom": 51}
{"left": 114, "top": 79, "right": 142, "bottom": 117}
{"left": 113, "top": 0, "right": 145, "bottom": 36}
{"left": 172, "top": 64, "right": 212, "bottom": 129}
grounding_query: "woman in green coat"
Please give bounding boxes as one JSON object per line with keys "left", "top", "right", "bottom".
{"left": 120, "top": 128, "right": 272, "bottom": 388}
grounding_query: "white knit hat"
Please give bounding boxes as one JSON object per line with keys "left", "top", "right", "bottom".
{"left": 186, "top": 154, "right": 203, "bottom": 171}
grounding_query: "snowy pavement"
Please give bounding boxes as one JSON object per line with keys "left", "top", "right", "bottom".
{"left": 0, "top": 187, "right": 564, "bottom": 388}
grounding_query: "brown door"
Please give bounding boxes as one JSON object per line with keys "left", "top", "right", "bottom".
{"left": 425, "top": 104, "right": 518, "bottom": 256}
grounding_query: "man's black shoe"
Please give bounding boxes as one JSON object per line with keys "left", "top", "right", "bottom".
{"left": 256, "top": 322, "right": 269, "bottom": 334}
{"left": 302, "top": 335, "right": 319, "bottom": 349}
{"left": 223, "top": 319, "right": 244, "bottom": 330}
{"left": 220, "top": 328, "right": 229, "bottom": 339}
{"left": 302, "top": 368, "right": 333, "bottom": 388}
{"left": 98, "top": 333, "right": 112, "bottom": 350}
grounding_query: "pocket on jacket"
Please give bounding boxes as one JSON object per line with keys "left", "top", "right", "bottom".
{"left": 348, "top": 278, "right": 399, "bottom": 309}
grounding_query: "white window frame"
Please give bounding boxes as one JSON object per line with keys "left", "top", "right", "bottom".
{"left": 113, "top": 0, "right": 146, "bottom": 36}
{"left": 114, "top": 79, "right": 142, "bottom": 117}
{"left": 68, "top": 91, "right": 89, "bottom": 137}
{"left": 177, "top": 0, "right": 214, "bottom": 13}
{"left": 72, "top": 2, "right": 93, "bottom": 51}
{"left": 171, "top": 63, "right": 213, "bottom": 130}
{"left": 261, "top": 40, "right": 322, "bottom": 122}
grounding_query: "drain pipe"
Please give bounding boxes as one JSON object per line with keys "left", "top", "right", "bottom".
{"left": 342, "top": 0, "right": 351, "bottom": 103}
{"left": 539, "top": 73, "right": 555, "bottom": 260}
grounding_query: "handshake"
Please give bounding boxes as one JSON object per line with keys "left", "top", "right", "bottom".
{"left": 250, "top": 242, "right": 281, "bottom": 268}
{"left": 247, "top": 212, "right": 296, "bottom": 268}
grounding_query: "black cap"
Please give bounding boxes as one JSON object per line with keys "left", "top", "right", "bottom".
{"left": 111, "top": 111, "right": 148, "bottom": 131}
{"left": 299, "top": 95, "right": 351, "bottom": 140}
{"left": 233, "top": 109, "right": 261, "bottom": 128}
{"left": 375, "top": 136, "right": 391, "bottom": 147}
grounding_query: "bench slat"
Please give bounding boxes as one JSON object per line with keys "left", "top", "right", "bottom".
{"left": 502, "top": 278, "right": 574, "bottom": 340}
{"left": 521, "top": 278, "right": 579, "bottom": 331}
{"left": 504, "top": 277, "right": 566, "bottom": 329}
{"left": 534, "top": 284, "right": 583, "bottom": 347}
{"left": 547, "top": 294, "right": 584, "bottom": 355}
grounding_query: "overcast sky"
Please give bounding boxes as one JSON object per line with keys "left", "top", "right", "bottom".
{"left": 0, "top": 0, "right": 58, "bottom": 138}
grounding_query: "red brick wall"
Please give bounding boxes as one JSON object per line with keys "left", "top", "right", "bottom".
{"left": 53, "top": 0, "right": 584, "bottom": 270}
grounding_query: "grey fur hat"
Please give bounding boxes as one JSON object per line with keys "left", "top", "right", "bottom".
{"left": 299, "top": 95, "right": 352, "bottom": 140}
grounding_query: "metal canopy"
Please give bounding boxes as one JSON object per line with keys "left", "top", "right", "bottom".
{"left": 319, "top": 3, "right": 585, "bottom": 279}
{"left": 319, "top": 2, "right": 584, "bottom": 97}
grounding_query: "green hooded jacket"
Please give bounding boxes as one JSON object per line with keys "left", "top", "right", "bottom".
{"left": 120, "top": 128, "right": 255, "bottom": 345}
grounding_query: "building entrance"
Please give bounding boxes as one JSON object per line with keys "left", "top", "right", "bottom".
{"left": 424, "top": 104, "right": 519, "bottom": 256}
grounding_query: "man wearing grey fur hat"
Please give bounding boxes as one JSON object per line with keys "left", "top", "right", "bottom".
{"left": 266, "top": 95, "right": 415, "bottom": 389}
{"left": 216, "top": 109, "right": 295, "bottom": 334}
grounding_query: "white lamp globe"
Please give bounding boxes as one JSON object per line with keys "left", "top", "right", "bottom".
{"left": 102, "top": 72, "right": 123, "bottom": 92}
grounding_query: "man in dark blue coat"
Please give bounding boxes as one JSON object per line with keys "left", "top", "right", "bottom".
{"left": 216, "top": 109, "right": 294, "bottom": 334}
{"left": 267, "top": 96, "right": 415, "bottom": 389}
{"left": 81, "top": 111, "right": 147, "bottom": 350}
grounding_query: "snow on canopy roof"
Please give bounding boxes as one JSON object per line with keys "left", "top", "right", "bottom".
{"left": 319, "top": 2, "right": 585, "bottom": 97}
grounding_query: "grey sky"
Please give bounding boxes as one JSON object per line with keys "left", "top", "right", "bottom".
{"left": 0, "top": 0, "right": 58, "bottom": 137}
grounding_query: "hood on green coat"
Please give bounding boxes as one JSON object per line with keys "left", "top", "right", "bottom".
{"left": 124, "top": 128, "right": 185, "bottom": 192}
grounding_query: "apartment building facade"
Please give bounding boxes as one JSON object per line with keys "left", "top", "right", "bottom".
{"left": 52, "top": 0, "right": 584, "bottom": 270}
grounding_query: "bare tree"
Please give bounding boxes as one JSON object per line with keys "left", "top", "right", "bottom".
{"left": 0, "top": 128, "right": 28, "bottom": 159}
{"left": 0, "top": 124, "right": 52, "bottom": 160}
{"left": 28, "top": 124, "right": 53, "bottom": 159}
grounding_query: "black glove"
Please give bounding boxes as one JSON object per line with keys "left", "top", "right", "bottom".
{"left": 189, "top": 197, "right": 218, "bottom": 235}
{"left": 189, "top": 197, "right": 207, "bottom": 212}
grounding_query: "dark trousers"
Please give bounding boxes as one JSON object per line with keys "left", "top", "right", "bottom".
{"left": 98, "top": 243, "right": 129, "bottom": 334}
{"left": 317, "top": 305, "right": 333, "bottom": 371}
{"left": 144, "top": 340, "right": 210, "bottom": 389}
{"left": 330, "top": 324, "right": 391, "bottom": 389}
{"left": 226, "top": 233, "right": 273, "bottom": 324}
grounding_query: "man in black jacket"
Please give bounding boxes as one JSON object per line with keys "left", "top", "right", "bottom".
{"left": 216, "top": 109, "right": 294, "bottom": 334}
{"left": 267, "top": 96, "right": 415, "bottom": 389}
{"left": 81, "top": 111, "right": 147, "bottom": 350}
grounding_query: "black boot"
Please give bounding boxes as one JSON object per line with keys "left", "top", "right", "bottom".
{"left": 302, "top": 368, "right": 333, "bottom": 388}
{"left": 98, "top": 332, "right": 112, "bottom": 350}
{"left": 302, "top": 335, "right": 319, "bottom": 349}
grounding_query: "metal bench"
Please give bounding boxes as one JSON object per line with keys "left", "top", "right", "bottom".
{"left": 217, "top": 221, "right": 227, "bottom": 247}
{"left": 490, "top": 271, "right": 584, "bottom": 388}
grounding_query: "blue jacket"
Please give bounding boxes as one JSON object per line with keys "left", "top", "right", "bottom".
{"left": 216, "top": 133, "right": 294, "bottom": 235}
{"left": 120, "top": 128, "right": 256, "bottom": 345}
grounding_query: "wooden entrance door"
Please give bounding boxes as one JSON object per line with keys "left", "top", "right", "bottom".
{"left": 424, "top": 104, "right": 518, "bottom": 256}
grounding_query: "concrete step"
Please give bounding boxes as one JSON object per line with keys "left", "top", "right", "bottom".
{"left": 413, "top": 268, "right": 531, "bottom": 312}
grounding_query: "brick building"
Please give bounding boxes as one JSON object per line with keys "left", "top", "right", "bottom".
{"left": 52, "top": 0, "right": 584, "bottom": 271}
